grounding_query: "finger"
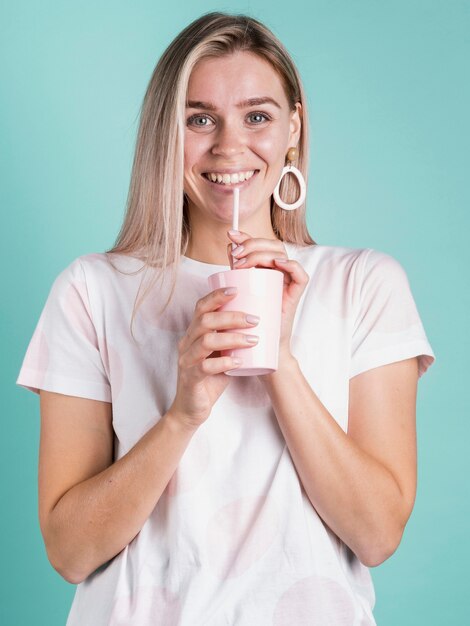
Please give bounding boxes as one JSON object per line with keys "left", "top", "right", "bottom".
{"left": 182, "top": 295, "right": 259, "bottom": 356}
{"left": 227, "top": 231, "right": 250, "bottom": 266}
{"left": 198, "top": 354, "right": 242, "bottom": 376}
{"left": 181, "top": 287, "right": 238, "bottom": 351}
{"left": 191, "top": 308, "right": 259, "bottom": 345}
{"left": 227, "top": 230, "right": 282, "bottom": 252}
{"left": 227, "top": 229, "right": 250, "bottom": 243}
{"left": 182, "top": 324, "right": 259, "bottom": 372}
{"left": 273, "top": 258, "right": 310, "bottom": 299}
{"left": 227, "top": 230, "right": 278, "bottom": 244}
{"left": 231, "top": 248, "right": 288, "bottom": 269}
{"left": 230, "top": 241, "right": 288, "bottom": 268}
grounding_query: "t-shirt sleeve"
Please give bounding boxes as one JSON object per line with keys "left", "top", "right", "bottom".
{"left": 349, "top": 248, "right": 435, "bottom": 379}
{"left": 16, "top": 257, "right": 112, "bottom": 402}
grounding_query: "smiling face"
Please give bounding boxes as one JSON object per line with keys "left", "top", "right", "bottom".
{"left": 183, "top": 51, "right": 301, "bottom": 233}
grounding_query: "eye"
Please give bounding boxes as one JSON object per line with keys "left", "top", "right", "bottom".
{"left": 187, "top": 114, "right": 214, "bottom": 127}
{"left": 247, "top": 112, "right": 271, "bottom": 124}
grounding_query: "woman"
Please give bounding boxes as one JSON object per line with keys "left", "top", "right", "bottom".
{"left": 16, "top": 12, "right": 435, "bottom": 625}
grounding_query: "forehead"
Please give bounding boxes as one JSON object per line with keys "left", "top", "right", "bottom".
{"left": 187, "top": 51, "right": 289, "bottom": 107}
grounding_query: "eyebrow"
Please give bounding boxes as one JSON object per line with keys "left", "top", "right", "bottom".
{"left": 186, "top": 96, "right": 281, "bottom": 110}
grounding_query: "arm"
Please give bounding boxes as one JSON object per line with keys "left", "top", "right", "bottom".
{"left": 39, "top": 391, "right": 196, "bottom": 585}
{"left": 261, "top": 353, "right": 419, "bottom": 567}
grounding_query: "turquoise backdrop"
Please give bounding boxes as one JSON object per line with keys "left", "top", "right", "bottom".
{"left": 2, "top": 1, "right": 468, "bottom": 624}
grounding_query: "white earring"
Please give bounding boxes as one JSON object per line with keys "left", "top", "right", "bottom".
{"left": 273, "top": 148, "right": 306, "bottom": 211}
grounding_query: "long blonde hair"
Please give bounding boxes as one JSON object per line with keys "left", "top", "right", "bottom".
{"left": 105, "top": 12, "right": 316, "bottom": 340}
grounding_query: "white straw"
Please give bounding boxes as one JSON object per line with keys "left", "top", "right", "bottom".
{"left": 232, "top": 187, "right": 239, "bottom": 251}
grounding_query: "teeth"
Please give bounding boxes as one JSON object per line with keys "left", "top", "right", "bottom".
{"left": 205, "top": 170, "right": 256, "bottom": 185}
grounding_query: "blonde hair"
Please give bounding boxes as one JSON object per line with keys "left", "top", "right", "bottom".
{"left": 105, "top": 12, "right": 316, "bottom": 340}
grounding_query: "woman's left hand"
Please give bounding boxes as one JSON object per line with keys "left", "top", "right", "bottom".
{"left": 226, "top": 230, "right": 309, "bottom": 361}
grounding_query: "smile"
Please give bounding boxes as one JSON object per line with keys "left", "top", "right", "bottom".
{"left": 202, "top": 170, "right": 259, "bottom": 185}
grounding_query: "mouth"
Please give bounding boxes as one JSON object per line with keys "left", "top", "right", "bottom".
{"left": 202, "top": 169, "right": 260, "bottom": 189}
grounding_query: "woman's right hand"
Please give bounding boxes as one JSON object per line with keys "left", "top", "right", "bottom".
{"left": 168, "top": 287, "right": 260, "bottom": 431}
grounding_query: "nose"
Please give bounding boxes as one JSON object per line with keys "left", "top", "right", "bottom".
{"left": 211, "top": 120, "right": 246, "bottom": 158}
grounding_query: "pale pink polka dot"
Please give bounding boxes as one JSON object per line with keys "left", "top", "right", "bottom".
{"left": 225, "top": 376, "right": 271, "bottom": 408}
{"left": 23, "top": 327, "right": 49, "bottom": 388}
{"left": 108, "top": 585, "right": 181, "bottom": 625}
{"left": 273, "top": 575, "right": 356, "bottom": 625}
{"left": 137, "top": 272, "right": 202, "bottom": 332}
{"left": 206, "top": 495, "right": 279, "bottom": 579}
{"left": 98, "top": 337, "right": 124, "bottom": 400}
{"left": 64, "top": 279, "right": 97, "bottom": 346}
{"left": 166, "top": 428, "right": 210, "bottom": 496}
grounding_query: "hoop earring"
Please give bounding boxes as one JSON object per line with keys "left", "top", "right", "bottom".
{"left": 273, "top": 147, "right": 306, "bottom": 211}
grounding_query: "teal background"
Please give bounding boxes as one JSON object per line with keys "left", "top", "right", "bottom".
{"left": 2, "top": 1, "right": 468, "bottom": 624}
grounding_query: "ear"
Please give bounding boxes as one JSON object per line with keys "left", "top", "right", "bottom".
{"left": 288, "top": 102, "right": 302, "bottom": 147}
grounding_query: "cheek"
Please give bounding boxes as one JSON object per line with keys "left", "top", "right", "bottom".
{"left": 254, "top": 130, "right": 289, "bottom": 170}
{"left": 183, "top": 143, "right": 194, "bottom": 169}
{"left": 184, "top": 135, "right": 206, "bottom": 169}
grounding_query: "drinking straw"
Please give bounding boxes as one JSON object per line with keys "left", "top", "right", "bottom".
{"left": 232, "top": 187, "right": 239, "bottom": 252}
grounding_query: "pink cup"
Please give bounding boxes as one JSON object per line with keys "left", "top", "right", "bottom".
{"left": 208, "top": 267, "right": 284, "bottom": 376}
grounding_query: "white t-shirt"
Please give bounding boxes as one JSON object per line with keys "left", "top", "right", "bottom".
{"left": 16, "top": 242, "right": 435, "bottom": 625}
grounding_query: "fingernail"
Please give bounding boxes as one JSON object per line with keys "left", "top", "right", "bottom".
{"left": 224, "top": 287, "right": 237, "bottom": 295}
{"left": 246, "top": 314, "right": 260, "bottom": 324}
{"left": 274, "top": 258, "right": 287, "bottom": 263}
{"left": 228, "top": 230, "right": 240, "bottom": 236}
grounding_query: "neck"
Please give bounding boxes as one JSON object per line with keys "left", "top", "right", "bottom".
{"left": 185, "top": 225, "right": 280, "bottom": 265}
{"left": 184, "top": 203, "right": 278, "bottom": 265}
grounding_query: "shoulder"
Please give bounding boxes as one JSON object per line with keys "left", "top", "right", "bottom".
{"left": 288, "top": 243, "right": 406, "bottom": 280}
{"left": 46, "top": 253, "right": 131, "bottom": 300}
{"left": 76, "top": 252, "right": 118, "bottom": 275}
{"left": 357, "top": 248, "right": 411, "bottom": 295}
{"left": 286, "top": 242, "right": 370, "bottom": 278}
{"left": 66, "top": 252, "right": 145, "bottom": 283}
{"left": 287, "top": 244, "right": 412, "bottom": 311}
{"left": 50, "top": 253, "right": 109, "bottom": 280}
